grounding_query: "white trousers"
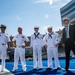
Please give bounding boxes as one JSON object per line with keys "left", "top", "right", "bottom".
{"left": 13, "top": 47, "right": 26, "bottom": 69}
{"left": 47, "top": 47, "right": 60, "bottom": 69}
{"left": 33, "top": 45, "right": 42, "bottom": 68}
{"left": 0, "top": 45, "right": 7, "bottom": 70}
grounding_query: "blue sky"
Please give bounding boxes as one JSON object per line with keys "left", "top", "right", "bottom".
{"left": 0, "top": 0, "right": 71, "bottom": 36}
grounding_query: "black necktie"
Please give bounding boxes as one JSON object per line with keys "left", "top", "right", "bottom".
{"left": 48, "top": 33, "right": 53, "bottom": 38}
{"left": 34, "top": 33, "right": 39, "bottom": 39}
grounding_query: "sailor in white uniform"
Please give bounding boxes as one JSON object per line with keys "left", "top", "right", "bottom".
{"left": 43, "top": 26, "right": 61, "bottom": 70}
{"left": 31, "top": 26, "right": 43, "bottom": 70}
{"left": 12, "top": 27, "right": 29, "bottom": 71}
{"left": 0, "top": 25, "right": 10, "bottom": 72}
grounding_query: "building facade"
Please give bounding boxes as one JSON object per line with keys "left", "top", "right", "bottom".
{"left": 60, "top": 0, "right": 75, "bottom": 25}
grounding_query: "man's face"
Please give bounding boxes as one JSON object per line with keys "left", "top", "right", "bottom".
{"left": 18, "top": 28, "right": 22, "bottom": 33}
{"left": 1, "top": 28, "right": 5, "bottom": 32}
{"left": 64, "top": 20, "right": 69, "bottom": 25}
{"left": 48, "top": 28, "right": 52, "bottom": 33}
{"left": 34, "top": 28, "right": 39, "bottom": 32}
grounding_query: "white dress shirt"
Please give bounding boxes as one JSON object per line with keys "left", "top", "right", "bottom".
{"left": 12, "top": 34, "right": 29, "bottom": 46}
{"left": 65, "top": 25, "right": 70, "bottom": 38}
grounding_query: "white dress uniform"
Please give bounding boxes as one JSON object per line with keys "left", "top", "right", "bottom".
{"left": 0, "top": 32, "right": 10, "bottom": 71}
{"left": 43, "top": 32, "right": 61, "bottom": 69}
{"left": 12, "top": 34, "right": 29, "bottom": 71}
{"left": 31, "top": 33, "right": 43, "bottom": 69}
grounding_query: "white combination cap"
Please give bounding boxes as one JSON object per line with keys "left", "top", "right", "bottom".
{"left": 47, "top": 26, "right": 53, "bottom": 29}
{"left": 34, "top": 26, "right": 39, "bottom": 29}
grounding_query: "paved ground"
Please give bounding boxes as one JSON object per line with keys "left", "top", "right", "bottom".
{"left": 0, "top": 65, "right": 14, "bottom": 75}
{"left": 0, "top": 58, "right": 75, "bottom": 75}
